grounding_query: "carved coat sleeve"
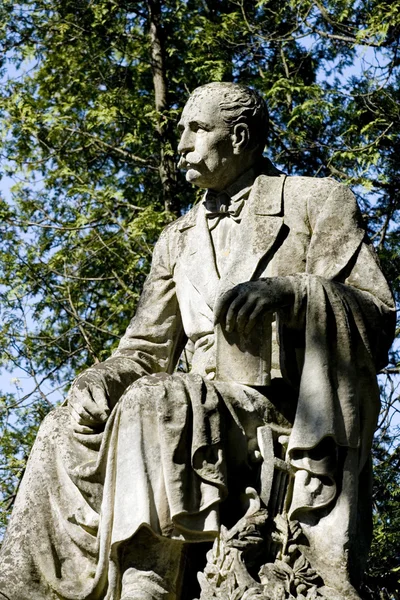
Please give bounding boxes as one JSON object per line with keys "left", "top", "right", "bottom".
{"left": 85, "top": 225, "right": 187, "bottom": 405}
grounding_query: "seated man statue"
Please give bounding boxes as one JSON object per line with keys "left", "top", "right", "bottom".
{"left": 0, "top": 82, "right": 395, "bottom": 600}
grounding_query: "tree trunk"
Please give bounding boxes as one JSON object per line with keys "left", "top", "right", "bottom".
{"left": 147, "top": 0, "right": 180, "bottom": 216}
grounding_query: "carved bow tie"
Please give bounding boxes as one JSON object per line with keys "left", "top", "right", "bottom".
{"left": 204, "top": 191, "right": 246, "bottom": 222}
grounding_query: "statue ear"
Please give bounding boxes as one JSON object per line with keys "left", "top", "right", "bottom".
{"left": 232, "top": 123, "right": 250, "bottom": 154}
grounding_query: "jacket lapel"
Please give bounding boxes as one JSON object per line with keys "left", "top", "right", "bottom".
{"left": 178, "top": 173, "right": 287, "bottom": 310}
{"left": 218, "top": 174, "right": 286, "bottom": 295}
{"left": 178, "top": 203, "right": 220, "bottom": 310}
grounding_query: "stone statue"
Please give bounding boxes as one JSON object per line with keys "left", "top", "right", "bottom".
{"left": 0, "top": 82, "right": 395, "bottom": 600}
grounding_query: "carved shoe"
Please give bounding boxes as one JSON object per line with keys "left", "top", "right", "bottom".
{"left": 120, "top": 567, "right": 172, "bottom": 600}
{"left": 120, "top": 527, "right": 183, "bottom": 600}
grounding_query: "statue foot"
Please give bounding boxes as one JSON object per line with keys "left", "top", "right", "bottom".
{"left": 121, "top": 597, "right": 157, "bottom": 600}
{"left": 120, "top": 528, "right": 182, "bottom": 600}
{"left": 121, "top": 569, "right": 172, "bottom": 600}
{"left": 121, "top": 595, "right": 158, "bottom": 600}
{"left": 121, "top": 591, "right": 175, "bottom": 600}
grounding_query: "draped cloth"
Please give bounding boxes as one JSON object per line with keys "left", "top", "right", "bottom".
{"left": 279, "top": 275, "right": 387, "bottom": 592}
{"left": 0, "top": 274, "right": 391, "bottom": 600}
{"left": 0, "top": 376, "right": 271, "bottom": 600}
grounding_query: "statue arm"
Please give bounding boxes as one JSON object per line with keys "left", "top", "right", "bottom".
{"left": 272, "top": 182, "right": 396, "bottom": 479}
{"left": 68, "top": 226, "right": 187, "bottom": 428}
{"left": 278, "top": 180, "right": 395, "bottom": 380}
{"left": 109, "top": 226, "right": 187, "bottom": 383}
{"left": 342, "top": 242, "right": 396, "bottom": 369}
{"left": 214, "top": 179, "right": 395, "bottom": 373}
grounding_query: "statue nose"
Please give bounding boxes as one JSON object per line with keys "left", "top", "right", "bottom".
{"left": 177, "top": 129, "right": 194, "bottom": 154}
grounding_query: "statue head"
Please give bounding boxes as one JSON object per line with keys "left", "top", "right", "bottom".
{"left": 178, "top": 82, "right": 268, "bottom": 191}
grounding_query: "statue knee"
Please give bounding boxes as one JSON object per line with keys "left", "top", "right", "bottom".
{"left": 119, "top": 373, "right": 172, "bottom": 413}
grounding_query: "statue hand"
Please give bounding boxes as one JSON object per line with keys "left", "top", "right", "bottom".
{"left": 67, "top": 367, "right": 110, "bottom": 429}
{"left": 214, "top": 277, "right": 295, "bottom": 335}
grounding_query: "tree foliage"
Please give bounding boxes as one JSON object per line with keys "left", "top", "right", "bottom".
{"left": 0, "top": 0, "right": 398, "bottom": 596}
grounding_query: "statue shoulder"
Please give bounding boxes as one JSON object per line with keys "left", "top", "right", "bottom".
{"left": 282, "top": 176, "right": 359, "bottom": 221}
{"left": 153, "top": 203, "right": 200, "bottom": 264}
{"left": 159, "top": 204, "right": 200, "bottom": 240}
{"left": 283, "top": 174, "right": 344, "bottom": 199}
{"left": 280, "top": 175, "right": 366, "bottom": 262}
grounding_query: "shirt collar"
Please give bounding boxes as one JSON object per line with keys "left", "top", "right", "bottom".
{"left": 223, "top": 166, "right": 256, "bottom": 203}
{"left": 203, "top": 167, "right": 256, "bottom": 210}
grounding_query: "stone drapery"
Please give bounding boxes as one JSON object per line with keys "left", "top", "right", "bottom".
{"left": 0, "top": 274, "right": 393, "bottom": 599}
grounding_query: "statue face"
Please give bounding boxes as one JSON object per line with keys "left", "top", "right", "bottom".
{"left": 177, "top": 92, "right": 238, "bottom": 191}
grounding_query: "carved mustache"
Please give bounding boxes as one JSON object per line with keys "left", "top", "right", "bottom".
{"left": 177, "top": 152, "right": 203, "bottom": 170}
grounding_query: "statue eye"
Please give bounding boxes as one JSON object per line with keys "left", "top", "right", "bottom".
{"left": 191, "top": 122, "right": 208, "bottom": 133}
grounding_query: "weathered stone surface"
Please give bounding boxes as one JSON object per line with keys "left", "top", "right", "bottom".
{"left": 0, "top": 82, "right": 395, "bottom": 600}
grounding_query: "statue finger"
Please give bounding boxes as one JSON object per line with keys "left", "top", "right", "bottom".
{"left": 68, "top": 401, "right": 97, "bottom": 427}
{"left": 235, "top": 298, "right": 257, "bottom": 333}
{"left": 244, "top": 301, "right": 267, "bottom": 335}
{"left": 71, "top": 388, "right": 108, "bottom": 424}
{"left": 225, "top": 293, "right": 247, "bottom": 333}
{"left": 90, "top": 385, "right": 110, "bottom": 421}
{"left": 214, "top": 288, "right": 238, "bottom": 325}
{"left": 69, "top": 405, "right": 101, "bottom": 434}
{"left": 80, "top": 387, "right": 109, "bottom": 423}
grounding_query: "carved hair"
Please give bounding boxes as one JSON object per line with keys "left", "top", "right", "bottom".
{"left": 190, "top": 82, "right": 269, "bottom": 155}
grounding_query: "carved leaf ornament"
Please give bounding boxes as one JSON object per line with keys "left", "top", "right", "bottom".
{"left": 196, "top": 488, "right": 331, "bottom": 600}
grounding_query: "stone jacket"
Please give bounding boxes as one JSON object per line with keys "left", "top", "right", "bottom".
{"left": 108, "top": 168, "right": 394, "bottom": 392}
{"left": 98, "top": 165, "right": 394, "bottom": 476}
